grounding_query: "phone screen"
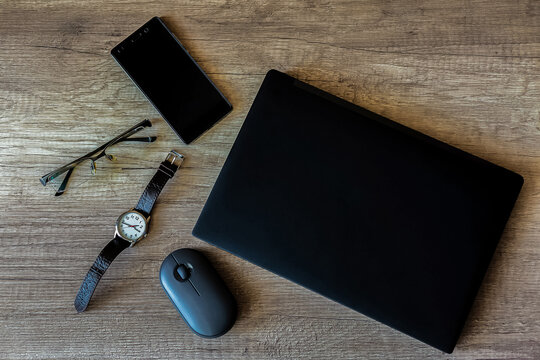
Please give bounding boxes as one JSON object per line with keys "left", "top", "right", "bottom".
{"left": 111, "top": 17, "right": 232, "bottom": 144}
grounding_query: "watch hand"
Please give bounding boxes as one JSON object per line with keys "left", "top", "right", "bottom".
{"left": 122, "top": 222, "right": 142, "bottom": 233}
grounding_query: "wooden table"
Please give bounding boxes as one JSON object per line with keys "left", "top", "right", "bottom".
{"left": 1, "top": 1, "right": 539, "bottom": 358}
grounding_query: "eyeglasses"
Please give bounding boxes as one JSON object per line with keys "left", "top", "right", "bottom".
{"left": 40, "top": 119, "right": 157, "bottom": 196}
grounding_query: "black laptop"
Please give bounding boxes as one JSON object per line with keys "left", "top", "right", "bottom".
{"left": 192, "top": 70, "right": 523, "bottom": 353}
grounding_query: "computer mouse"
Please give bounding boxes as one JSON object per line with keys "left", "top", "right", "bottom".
{"left": 159, "top": 248, "right": 237, "bottom": 338}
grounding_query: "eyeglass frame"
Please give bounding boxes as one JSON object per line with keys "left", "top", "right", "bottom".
{"left": 40, "top": 119, "right": 156, "bottom": 196}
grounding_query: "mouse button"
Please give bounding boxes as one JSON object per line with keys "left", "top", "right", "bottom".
{"left": 186, "top": 267, "right": 236, "bottom": 309}
{"left": 159, "top": 254, "right": 178, "bottom": 283}
{"left": 187, "top": 269, "right": 215, "bottom": 291}
{"left": 175, "top": 264, "right": 190, "bottom": 281}
{"left": 171, "top": 248, "right": 202, "bottom": 264}
{"left": 186, "top": 255, "right": 221, "bottom": 283}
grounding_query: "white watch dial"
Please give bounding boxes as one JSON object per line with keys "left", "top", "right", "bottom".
{"left": 117, "top": 211, "right": 147, "bottom": 241}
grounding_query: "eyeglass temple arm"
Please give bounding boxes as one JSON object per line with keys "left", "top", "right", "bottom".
{"left": 117, "top": 136, "right": 157, "bottom": 143}
{"left": 54, "top": 167, "right": 74, "bottom": 196}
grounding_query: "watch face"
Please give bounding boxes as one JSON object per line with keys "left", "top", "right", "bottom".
{"left": 117, "top": 211, "right": 147, "bottom": 241}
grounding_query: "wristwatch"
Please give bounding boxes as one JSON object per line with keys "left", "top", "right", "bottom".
{"left": 74, "top": 150, "right": 184, "bottom": 312}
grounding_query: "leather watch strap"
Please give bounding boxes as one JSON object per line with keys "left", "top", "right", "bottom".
{"left": 74, "top": 236, "right": 130, "bottom": 313}
{"left": 74, "top": 151, "right": 183, "bottom": 313}
{"left": 134, "top": 158, "right": 180, "bottom": 217}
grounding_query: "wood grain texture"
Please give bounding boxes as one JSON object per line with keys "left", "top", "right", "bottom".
{"left": 1, "top": 0, "right": 539, "bottom": 358}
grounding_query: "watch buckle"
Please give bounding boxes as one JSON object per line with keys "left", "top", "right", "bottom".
{"left": 165, "top": 150, "right": 184, "bottom": 167}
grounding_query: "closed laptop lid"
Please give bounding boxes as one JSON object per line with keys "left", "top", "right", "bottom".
{"left": 192, "top": 69, "right": 523, "bottom": 353}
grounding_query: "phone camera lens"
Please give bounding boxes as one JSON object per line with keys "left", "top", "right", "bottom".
{"left": 144, "top": 27, "right": 149, "bottom": 33}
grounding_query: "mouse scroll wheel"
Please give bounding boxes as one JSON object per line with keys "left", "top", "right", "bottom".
{"left": 176, "top": 264, "right": 190, "bottom": 281}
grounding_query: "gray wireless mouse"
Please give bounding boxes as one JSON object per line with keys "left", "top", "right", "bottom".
{"left": 159, "top": 248, "right": 237, "bottom": 338}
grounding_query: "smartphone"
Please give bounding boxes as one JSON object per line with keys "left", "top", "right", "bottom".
{"left": 111, "top": 17, "right": 232, "bottom": 144}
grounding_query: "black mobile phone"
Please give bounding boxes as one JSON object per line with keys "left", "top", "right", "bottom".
{"left": 111, "top": 17, "right": 232, "bottom": 144}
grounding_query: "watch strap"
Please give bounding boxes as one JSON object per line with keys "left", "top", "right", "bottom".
{"left": 134, "top": 152, "right": 183, "bottom": 217}
{"left": 74, "top": 236, "right": 131, "bottom": 313}
{"left": 74, "top": 151, "right": 184, "bottom": 313}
